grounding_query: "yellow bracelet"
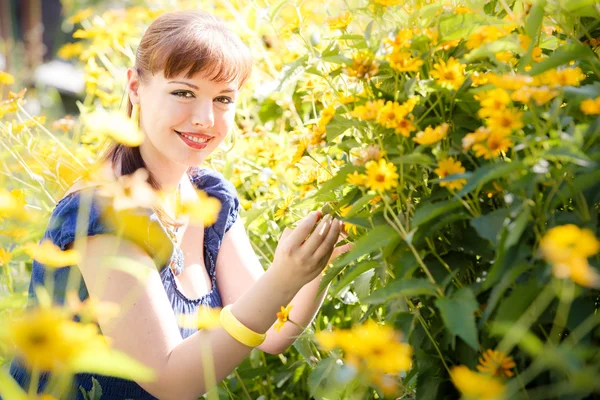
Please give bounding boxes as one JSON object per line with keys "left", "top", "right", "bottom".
{"left": 220, "top": 305, "right": 266, "bottom": 347}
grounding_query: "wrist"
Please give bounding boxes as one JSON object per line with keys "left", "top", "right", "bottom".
{"left": 266, "top": 263, "right": 304, "bottom": 296}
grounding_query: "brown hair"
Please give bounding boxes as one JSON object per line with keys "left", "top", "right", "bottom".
{"left": 103, "top": 10, "right": 252, "bottom": 189}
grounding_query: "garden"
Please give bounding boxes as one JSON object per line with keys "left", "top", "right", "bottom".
{"left": 1, "top": 0, "right": 600, "bottom": 398}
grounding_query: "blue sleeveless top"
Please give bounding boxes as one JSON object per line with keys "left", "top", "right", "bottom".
{"left": 8, "top": 167, "right": 240, "bottom": 399}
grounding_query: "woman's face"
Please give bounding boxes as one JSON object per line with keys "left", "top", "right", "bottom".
{"left": 127, "top": 67, "right": 238, "bottom": 168}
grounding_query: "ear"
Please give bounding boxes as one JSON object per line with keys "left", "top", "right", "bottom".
{"left": 126, "top": 67, "right": 141, "bottom": 105}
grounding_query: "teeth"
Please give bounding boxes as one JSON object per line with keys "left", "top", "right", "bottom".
{"left": 182, "top": 134, "right": 210, "bottom": 143}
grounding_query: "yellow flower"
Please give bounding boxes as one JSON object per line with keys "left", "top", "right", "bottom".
{"left": 472, "top": 131, "right": 513, "bottom": 159}
{"left": 434, "top": 157, "right": 467, "bottom": 190}
{"left": 178, "top": 306, "right": 222, "bottom": 330}
{"left": 581, "top": 97, "right": 600, "bottom": 115}
{"left": 365, "top": 159, "right": 399, "bottom": 192}
{"left": 346, "top": 171, "right": 368, "bottom": 186}
{"left": 291, "top": 137, "right": 309, "bottom": 165}
{"left": 318, "top": 104, "right": 336, "bottom": 128}
{"left": 339, "top": 205, "right": 358, "bottom": 235}
{"left": 495, "top": 51, "right": 516, "bottom": 64}
{"left": 466, "top": 25, "right": 506, "bottom": 50}
{"left": 477, "top": 349, "right": 516, "bottom": 378}
{"left": 346, "top": 52, "right": 379, "bottom": 79}
{"left": 471, "top": 71, "right": 493, "bottom": 86}
{"left": 6, "top": 306, "right": 109, "bottom": 372}
{"left": 310, "top": 125, "right": 327, "bottom": 146}
{"left": 351, "top": 100, "right": 385, "bottom": 121}
{"left": 57, "top": 42, "right": 84, "bottom": 59}
{"left": 327, "top": 11, "right": 353, "bottom": 30}
{"left": 274, "top": 195, "right": 295, "bottom": 220}
{"left": 99, "top": 168, "right": 156, "bottom": 211}
{"left": 84, "top": 110, "right": 144, "bottom": 147}
{"left": 394, "top": 116, "right": 417, "bottom": 137}
{"left": 25, "top": 239, "right": 81, "bottom": 268}
{"left": 451, "top": 365, "right": 505, "bottom": 400}
{"left": 375, "top": 101, "right": 414, "bottom": 131}
{"left": 485, "top": 108, "right": 523, "bottom": 133}
{"left": 66, "top": 292, "right": 120, "bottom": 325}
{"left": 476, "top": 88, "right": 511, "bottom": 114}
{"left": 67, "top": 8, "right": 93, "bottom": 24}
{"left": 315, "top": 320, "right": 412, "bottom": 376}
{"left": 0, "top": 248, "right": 12, "bottom": 266}
{"left": 387, "top": 51, "right": 424, "bottom": 73}
{"left": 511, "top": 86, "right": 558, "bottom": 105}
{"left": 539, "top": 67, "right": 586, "bottom": 87}
{"left": 0, "top": 71, "right": 15, "bottom": 85}
{"left": 274, "top": 305, "right": 293, "bottom": 332}
{"left": 180, "top": 189, "right": 223, "bottom": 227}
{"left": 413, "top": 123, "right": 449, "bottom": 145}
{"left": 0, "top": 189, "right": 28, "bottom": 220}
{"left": 373, "top": 0, "right": 404, "bottom": 6}
{"left": 429, "top": 57, "right": 466, "bottom": 90}
{"left": 540, "top": 225, "right": 600, "bottom": 288}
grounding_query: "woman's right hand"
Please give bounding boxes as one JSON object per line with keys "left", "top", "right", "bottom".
{"left": 271, "top": 211, "right": 342, "bottom": 288}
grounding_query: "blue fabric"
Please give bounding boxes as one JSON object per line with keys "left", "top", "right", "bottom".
{"left": 8, "top": 167, "right": 239, "bottom": 399}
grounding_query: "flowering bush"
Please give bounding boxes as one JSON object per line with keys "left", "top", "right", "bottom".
{"left": 1, "top": 0, "right": 600, "bottom": 399}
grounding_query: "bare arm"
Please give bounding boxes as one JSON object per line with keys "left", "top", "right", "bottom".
{"left": 78, "top": 211, "right": 337, "bottom": 399}
{"left": 217, "top": 216, "right": 351, "bottom": 354}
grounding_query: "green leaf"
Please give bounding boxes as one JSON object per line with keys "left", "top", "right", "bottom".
{"left": 364, "top": 279, "right": 440, "bottom": 304}
{"left": 241, "top": 204, "right": 270, "bottom": 227}
{"left": 276, "top": 55, "right": 309, "bottom": 91}
{"left": 457, "top": 161, "right": 523, "bottom": 197}
{"left": 438, "top": 13, "right": 490, "bottom": 41}
{"left": 413, "top": 199, "right": 462, "bottom": 227}
{"left": 519, "top": 0, "right": 546, "bottom": 72}
{"left": 332, "top": 224, "right": 400, "bottom": 269}
{"left": 435, "top": 288, "right": 480, "bottom": 351}
{"left": 80, "top": 377, "right": 103, "bottom": 400}
{"left": 550, "top": 169, "right": 600, "bottom": 209}
{"left": 70, "top": 348, "right": 156, "bottom": 382}
{"left": 344, "top": 193, "right": 376, "bottom": 218}
{"left": 326, "top": 116, "right": 357, "bottom": 141}
{"left": 504, "top": 206, "right": 531, "bottom": 250}
{"left": 390, "top": 153, "right": 435, "bottom": 166}
{"left": 494, "top": 279, "right": 541, "bottom": 324}
{"left": 470, "top": 208, "right": 508, "bottom": 245}
{"left": 314, "top": 165, "right": 359, "bottom": 198}
{"left": 525, "top": 0, "right": 546, "bottom": 39}
{"left": 489, "top": 322, "right": 544, "bottom": 356}
{"left": 544, "top": 146, "right": 596, "bottom": 168}
{"left": 529, "top": 43, "right": 596, "bottom": 76}
{"left": 321, "top": 55, "right": 352, "bottom": 65}
{"left": 331, "top": 260, "right": 379, "bottom": 297}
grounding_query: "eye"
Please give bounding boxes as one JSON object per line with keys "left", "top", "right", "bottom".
{"left": 172, "top": 90, "right": 195, "bottom": 99}
{"left": 215, "top": 96, "right": 234, "bottom": 104}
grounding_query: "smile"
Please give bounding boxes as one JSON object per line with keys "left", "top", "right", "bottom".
{"left": 175, "top": 130, "right": 214, "bottom": 150}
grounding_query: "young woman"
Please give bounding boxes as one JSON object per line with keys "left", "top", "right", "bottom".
{"left": 9, "top": 10, "right": 349, "bottom": 399}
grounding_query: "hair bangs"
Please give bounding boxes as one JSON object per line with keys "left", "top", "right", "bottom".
{"left": 147, "top": 18, "right": 252, "bottom": 87}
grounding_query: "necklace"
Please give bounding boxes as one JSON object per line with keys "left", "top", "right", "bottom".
{"left": 164, "top": 182, "right": 183, "bottom": 246}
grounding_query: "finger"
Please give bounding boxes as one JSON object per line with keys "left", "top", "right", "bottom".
{"left": 313, "top": 219, "right": 342, "bottom": 261}
{"left": 285, "top": 211, "right": 322, "bottom": 248}
{"left": 302, "top": 214, "right": 335, "bottom": 255}
{"left": 281, "top": 227, "right": 293, "bottom": 241}
{"left": 330, "top": 242, "right": 353, "bottom": 261}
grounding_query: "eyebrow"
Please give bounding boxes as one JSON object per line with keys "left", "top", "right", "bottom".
{"left": 168, "top": 80, "right": 237, "bottom": 94}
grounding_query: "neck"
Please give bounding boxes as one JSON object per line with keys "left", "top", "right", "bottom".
{"left": 137, "top": 144, "right": 189, "bottom": 193}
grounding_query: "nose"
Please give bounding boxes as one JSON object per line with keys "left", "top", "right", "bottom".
{"left": 191, "top": 100, "right": 214, "bottom": 128}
